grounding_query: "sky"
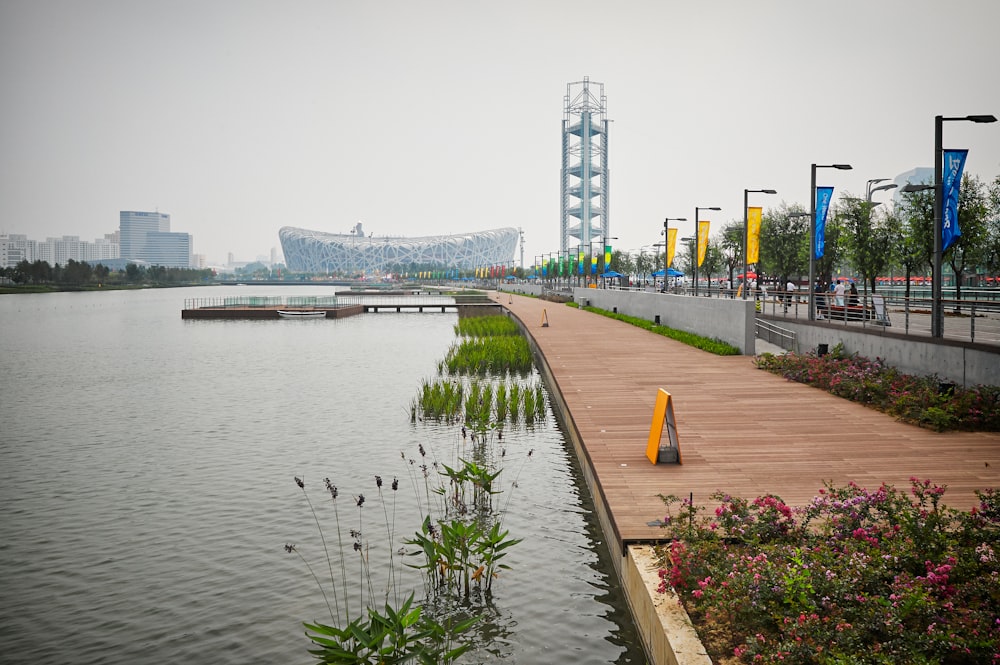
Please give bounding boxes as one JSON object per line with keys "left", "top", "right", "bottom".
{"left": 2, "top": 0, "right": 999, "bottom": 267}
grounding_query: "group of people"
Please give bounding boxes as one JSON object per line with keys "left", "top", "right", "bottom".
{"left": 814, "top": 278, "right": 859, "bottom": 318}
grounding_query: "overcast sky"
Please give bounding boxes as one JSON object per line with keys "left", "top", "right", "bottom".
{"left": 2, "top": 0, "right": 999, "bottom": 267}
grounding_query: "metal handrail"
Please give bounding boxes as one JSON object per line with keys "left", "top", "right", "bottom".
{"left": 755, "top": 318, "right": 797, "bottom": 353}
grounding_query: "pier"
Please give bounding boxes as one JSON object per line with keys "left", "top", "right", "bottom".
{"left": 181, "top": 293, "right": 502, "bottom": 319}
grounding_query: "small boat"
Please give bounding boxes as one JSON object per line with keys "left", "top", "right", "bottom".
{"left": 277, "top": 309, "right": 327, "bottom": 319}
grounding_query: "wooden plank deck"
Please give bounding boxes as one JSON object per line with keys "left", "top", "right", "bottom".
{"left": 493, "top": 292, "right": 1000, "bottom": 550}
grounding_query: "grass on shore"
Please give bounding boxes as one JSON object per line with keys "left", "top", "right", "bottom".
{"left": 571, "top": 302, "right": 742, "bottom": 356}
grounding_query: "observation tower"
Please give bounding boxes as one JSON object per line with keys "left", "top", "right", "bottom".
{"left": 560, "top": 77, "right": 610, "bottom": 256}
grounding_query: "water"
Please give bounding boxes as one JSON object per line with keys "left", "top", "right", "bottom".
{"left": 0, "top": 286, "right": 644, "bottom": 664}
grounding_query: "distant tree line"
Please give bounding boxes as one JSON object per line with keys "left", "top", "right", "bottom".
{"left": 1, "top": 259, "right": 215, "bottom": 287}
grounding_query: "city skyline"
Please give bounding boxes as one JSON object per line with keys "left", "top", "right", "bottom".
{"left": 1, "top": 1, "right": 998, "bottom": 267}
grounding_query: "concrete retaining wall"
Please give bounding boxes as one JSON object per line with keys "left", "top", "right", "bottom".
{"left": 761, "top": 317, "right": 1000, "bottom": 387}
{"left": 573, "top": 288, "right": 756, "bottom": 355}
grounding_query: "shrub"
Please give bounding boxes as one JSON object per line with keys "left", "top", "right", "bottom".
{"left": 755, "top": 350, "right": 1000, "bottom": 432}
{"left": 656, "top": 480, "right": 1000, "bottom": 664}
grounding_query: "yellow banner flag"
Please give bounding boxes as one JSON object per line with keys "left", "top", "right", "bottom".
{"left": 667, "top": 228, "right": 677, "bottom": 267}
{"left": 697, "top": 220, "right": 710, "bottom": 267}
{"left": 747, "top": 207, "right": 762, "bottom": 265}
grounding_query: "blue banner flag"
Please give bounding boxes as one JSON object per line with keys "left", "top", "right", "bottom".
{"left": 942, "top": 149, "right": 968, "bottom": 252}
{"left": 814, "top": 186, "right": 834, "bottom": 259}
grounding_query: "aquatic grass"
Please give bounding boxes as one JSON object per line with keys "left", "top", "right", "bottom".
{"left": 293, "top": 476, "right": 342, "bottom": 623}
{"left": 290, "top": 316, "right": 541, "bottom": 663}
{"left": 454, "top": 315, "right": 520, "bottom": 338}
{"left": 414, "top": 377, "right": 546, "bottom": 429}
{"left": 443, "top": 336, "right": 534, "bottom": 376}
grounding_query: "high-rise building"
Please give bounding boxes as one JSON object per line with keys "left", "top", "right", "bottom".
{"left": 119, "top": 211, "right": 170, "bottom": 262}
{"left": 119, "top": 210, "right": 191, "bottom": 268}
{"left": 144, "top": 231, "right": 192, "bottom": 268}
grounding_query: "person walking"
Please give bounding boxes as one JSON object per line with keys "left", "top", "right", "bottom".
{"left": 834, "top": 279, "right": 846, "bottom": 307}
{"left": 785, "top": 279, "right": 796, "bottom": 312}
{"left": 815, "top": 280, "right": 826, "bottom": 319}
{"left": 848, "top": 281, "right": 859, "bottom": 308}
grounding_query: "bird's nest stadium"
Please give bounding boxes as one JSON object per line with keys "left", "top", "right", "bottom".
{"left": 278, "top": 225, "right": 519, "bottom": 276}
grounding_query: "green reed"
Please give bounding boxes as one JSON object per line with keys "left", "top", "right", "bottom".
{"left": 442, "top": 336, "right": 533, "bottom": 376}
{"left": 454, "top": 315, "right": 520, "bottom": 338}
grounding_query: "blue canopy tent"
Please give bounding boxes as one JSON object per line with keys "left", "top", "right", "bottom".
{"left": 600, "top": 270, "right": 623, "bottom": 278}
{"left": 652, "top": 268, "right": 684, "bottom": 278}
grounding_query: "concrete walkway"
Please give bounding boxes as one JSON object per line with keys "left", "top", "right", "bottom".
{"left": 493, "top": 291, "right": 1000, "bottom": 550}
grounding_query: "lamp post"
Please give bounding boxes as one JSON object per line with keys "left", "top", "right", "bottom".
{"left": 742, "top": 189, "right": 777, "bottom": 299}
{"left": 929, "top": 115, "right": 996, "bottom": 337}
{"left": 808, "top": 163, "right": 853, "bottom": 320}
{"left": 693, "top": 207, "right": 720, "bottom": 296}
{"left": 662, "top": 217, "right": 686, "bottom": 292}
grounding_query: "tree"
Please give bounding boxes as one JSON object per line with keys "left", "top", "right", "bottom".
{"left": 635, "top": 249, "right": 655, "bottom": 285}
{"left": 897, "top": 186, "right": 934, "bottom": 300}
{"left": 981, "top": 174, "right": 1000, "bottom": 279}
{"left": 814, "top": 214, "right": 845, "bottom": 287}
{"left": 759, "top": 203, "right": 808, "bottom": 286}
{"left": 838, "top": 195, "right": 896, "bottom": 294}
{"left": 946, "top": 174, "right": 990, "bottom": 306}
{"left": 716, "top": 221, "right": 744, "bottom": 284}
{"left": 700, "top": 239, "right": 724, "bottom": 284}
{"left": 62, "top": 259, "right": 93, "bottom": 286}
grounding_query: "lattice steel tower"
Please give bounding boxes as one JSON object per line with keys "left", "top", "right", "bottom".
{"left": 560, "top": 77, "right": 610, "bottom": 255}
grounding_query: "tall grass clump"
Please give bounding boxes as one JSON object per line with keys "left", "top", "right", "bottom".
{"left": 454, "top": 315, "right": 521, "bottom": 338}
{"left": 443, "top": 336, "right": 533, "bottom": 376}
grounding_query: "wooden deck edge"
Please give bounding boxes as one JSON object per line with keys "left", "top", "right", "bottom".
{"left": 505, "top": 303, "right": 711, "bottom": 665}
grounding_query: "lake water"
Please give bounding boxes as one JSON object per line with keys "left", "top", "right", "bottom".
{"left": 0, "top": 286, "right": 644, "bottom": 664}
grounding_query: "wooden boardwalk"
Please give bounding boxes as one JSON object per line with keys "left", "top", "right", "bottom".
{"left": 494, "top": 292, "right": 1000, "bottom": 551}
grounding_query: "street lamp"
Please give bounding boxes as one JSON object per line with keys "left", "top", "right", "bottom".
{"left": 662, "top": 217, "right": 687, "bottom": 292}
{"left": 808, "top": 163, "right": 853, "bottom": 320}
{"left": 693, "top": 207, "right": 720, "bottom": 296}
{"left": 594, "top": 236, "right": 618, "bottom": 283}
{"left": 866, "top": 179, "right": 898, "bottom": 209}
{"left": 742, "top": 189, "right": 777, "bottom": 299}
{"left": 927, "top": 114, "right": 996, "bottom": 337}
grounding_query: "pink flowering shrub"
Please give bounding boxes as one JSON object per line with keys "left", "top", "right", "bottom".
{"left": 755, "top": 348, "right": 1000, "bottom": 432}
{"left": 656, "top": 480, "right": 1000, "bottom": 664}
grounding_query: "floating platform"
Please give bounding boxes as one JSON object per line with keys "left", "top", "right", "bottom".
{"left": 181, "top": 304, "right": 364, "bottom": 320}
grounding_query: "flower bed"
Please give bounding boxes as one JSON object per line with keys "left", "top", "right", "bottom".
{"left": 655, "top": 480, "right": 1000, "bottom": 664}
{"left": 755, "top": 345, "right": 1000, "bottom": 432}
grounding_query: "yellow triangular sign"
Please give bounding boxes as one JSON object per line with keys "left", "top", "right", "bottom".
{"left": 646, "top": 389, "right": 681, "bottom": 464}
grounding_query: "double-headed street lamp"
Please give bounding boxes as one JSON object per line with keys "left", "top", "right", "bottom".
{"left": 742, "top": 189, "right": 777, "bottom": 299}
{"left": 908, "top": 114, "right": 996, "bottom": 338}
{"left": 693, "top": 207, "right": 720, "bottom": 296}
{"left": 866, "top": 178, "right": 898, "bottom": 205}
{"left": 662, "top": 217, "right": 687, "bottom": 292}
{"left": 808, "top": 163, "right": 853, "bottom": 320}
